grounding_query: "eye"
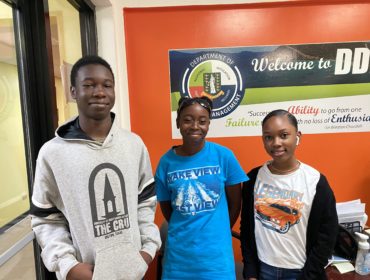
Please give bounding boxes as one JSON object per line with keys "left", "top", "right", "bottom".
{"left": 263, "top": 135, "right": 272, "bottom": 141}
{"left": 199, "top": 118, "right": 208, "bottom": 125}
{"left": 104, "top": 83, "right": 113, "bottom": 88}
{"left": 182, "top": 117, "right": 193, "bottom": 123}
{"left": 281, "top": 133, "right": 289, "bottom": 139}
{"left": 83, "top": 83, "right": 94, "bottom": 88}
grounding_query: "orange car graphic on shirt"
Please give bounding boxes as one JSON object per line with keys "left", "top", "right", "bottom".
{"left": 255, "top": 200, "right": 302, "bottom": 234}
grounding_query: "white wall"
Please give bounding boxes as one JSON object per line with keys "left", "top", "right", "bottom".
{"left": 94, "top": 0, "right": 279, "bottom": 129}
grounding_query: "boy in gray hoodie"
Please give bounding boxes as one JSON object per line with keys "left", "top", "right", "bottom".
{"left": 31, "top": 55, "right": 161, "bottom": 280}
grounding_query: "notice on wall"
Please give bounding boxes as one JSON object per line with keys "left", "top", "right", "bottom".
{"left": 169, "top": 41, "right": 370, "bottom": 138}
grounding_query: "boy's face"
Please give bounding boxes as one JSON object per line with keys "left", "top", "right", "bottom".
{"left": 71, "top": 64, "right": 115, "bottom": 121}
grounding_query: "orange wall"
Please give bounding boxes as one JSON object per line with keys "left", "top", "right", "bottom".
{"left": 123, "top": 1, "right": 370, "bottom": 276}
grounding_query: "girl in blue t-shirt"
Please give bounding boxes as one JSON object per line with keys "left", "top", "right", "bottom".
{"left": 155, "top": 96, "right": 248, "bottom": 280}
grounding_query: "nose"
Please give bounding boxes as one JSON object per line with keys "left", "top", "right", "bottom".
{"left": 190, "top": 120, "right": 200, "bottom": 129}
{"left": 93, "top": 84, "right": 106, "bottom": 97}
{"left": 272, "top": 137, "right": 281, "bottom": 146}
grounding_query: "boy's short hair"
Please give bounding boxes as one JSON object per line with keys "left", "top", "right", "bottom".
{"left": 70, "top": 55, "right": 114, "bottom": 87}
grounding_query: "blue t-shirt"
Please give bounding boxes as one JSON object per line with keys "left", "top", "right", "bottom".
{"left": 155, "top": 141, "right": 248, "bottom": 280}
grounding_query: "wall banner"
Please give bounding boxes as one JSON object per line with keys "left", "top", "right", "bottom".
{"left": 169, "top": 41, "right": 370, "bottom": 138}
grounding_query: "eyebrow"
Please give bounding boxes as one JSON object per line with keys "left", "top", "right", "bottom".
{"left": 81, "top": 77, "right": 114, "bottom": 82}
{"left": 263, "top": 129, "right": 291, "bottom": 134}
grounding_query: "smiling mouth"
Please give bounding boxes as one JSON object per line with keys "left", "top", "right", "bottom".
{"left": 271, "top": 150, "right": 285, "bottom": 156}
{"left": 189, "top": 133, "right": 202, "bottom": 136}
{"left": 89, "top": 102, "right": 109, "bottom": 106}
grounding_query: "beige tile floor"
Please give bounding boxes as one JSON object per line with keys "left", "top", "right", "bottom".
{"left": 0, "top": 216, "right": 36, "bottom": 280}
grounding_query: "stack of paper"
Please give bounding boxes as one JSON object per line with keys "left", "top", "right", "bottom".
{"left": 326, "top": 255, "right": 355, "bottom": 274}
{"left": 326, "top": 255, "right": 350, "bottom": 267}
{"left": 336, "top": 199, "right": 368, "bottom": 230}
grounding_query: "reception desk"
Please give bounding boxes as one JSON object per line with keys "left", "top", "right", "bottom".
{"left": 326, "top": 266, "right": 369, "bottom": 279}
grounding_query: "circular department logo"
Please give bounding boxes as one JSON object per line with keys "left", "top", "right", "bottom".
{"left": 180, "top": 55, "right": 245, "bottom": 119}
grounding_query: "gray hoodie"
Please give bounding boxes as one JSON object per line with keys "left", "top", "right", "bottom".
{"left": 31, "top": 115, "right": 161, "bottom": 280}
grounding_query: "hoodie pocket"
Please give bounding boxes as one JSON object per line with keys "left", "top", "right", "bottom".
{"left": 92, "top": 241, "right": 148, "bottom": 280}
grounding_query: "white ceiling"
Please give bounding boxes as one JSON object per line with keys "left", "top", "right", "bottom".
{"left": 90, "top": 0, "right": 111, "bottom": 7}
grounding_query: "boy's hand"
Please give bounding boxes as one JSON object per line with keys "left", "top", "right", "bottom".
{"left": 67, "top": 263, "right": 94, "bottom": 280}
{"left": 140, "top": 251, "right": 153, "bottom": 265}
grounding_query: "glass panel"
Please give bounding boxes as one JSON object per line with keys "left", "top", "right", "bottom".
{"left": 0, "top": 217, "right": 36, "bottom": 279}
{"left": 0, "top": 242, "right": 36, "bottom": 280}
{"left": 48, "top": 0, "right": 83, "bottom": 125}
{"left": 0, "top": 3, "right": 35, "bottom": 278}
{"left": 0, "top": 1, "right": 29, "bottom": 230}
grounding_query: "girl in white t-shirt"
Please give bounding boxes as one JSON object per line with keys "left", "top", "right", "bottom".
{"left": 240, "top": 109, "right": 338, "bottom": 280}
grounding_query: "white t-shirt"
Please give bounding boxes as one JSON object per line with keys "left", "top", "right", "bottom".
{"left": 254, "top": 162, "right": 319, "bottom": 269}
